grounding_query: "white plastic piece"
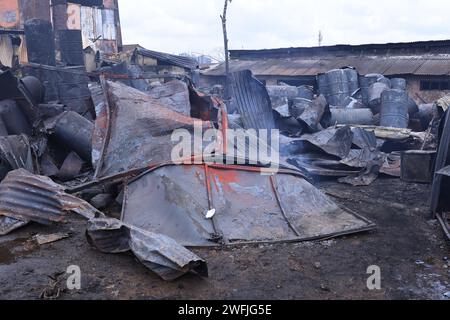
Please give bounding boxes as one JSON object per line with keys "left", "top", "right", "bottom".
{"left": 205, "top": 209, "right": 216, "bottom": 219}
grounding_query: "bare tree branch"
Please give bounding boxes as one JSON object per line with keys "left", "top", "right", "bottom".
{"left": 221, "top": 0, "right": 232, "bottom": 104}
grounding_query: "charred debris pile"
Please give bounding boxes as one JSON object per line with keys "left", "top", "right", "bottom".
{"left": 0, "top": 20, "right": 448, "bottom": 281}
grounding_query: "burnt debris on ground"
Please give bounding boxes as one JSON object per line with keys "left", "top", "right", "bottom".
{"left": 0, "top": 8, "right": 449, "bottom": 299}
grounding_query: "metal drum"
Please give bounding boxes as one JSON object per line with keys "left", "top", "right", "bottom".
{"left": 391, "top": 78, "right": 407, "bottom": 91}
{"left": 297, "top": 85, "right": 314, "bottom": 101}
{"left": 368, "top": 82, "right": 390, "bottom": 113}
{"left": 343, "top": 68, "right": 359, "bottom": 96}
{"left": 326, "top": 69, "right": 351, "bottom": 107}
{"left": 406, "top": 96, "right": 419, "bottom": 116}
{"left": 317, "top": 73, "right": 329, "bottom": 98}
{"left": 360, "top": 74, "right": 383, "bottom": 106}
{"left": 378, "top": 77, "right": 392, "bottom": 87}
{"left": 380, "top": 89, "right": 409, "bottom": 128}
{"left": 266, "top": 85, "right": 299, "bottom": 99}
{"left": 52, "top": 111, "right": 94, "bottom": 162}
{"left": 20, "top": 76, "right": 45, "bottom": 104}
{"left": 330, "top": 108, "right": 374, "bottom": 125}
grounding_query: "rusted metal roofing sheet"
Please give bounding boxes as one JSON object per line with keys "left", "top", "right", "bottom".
{"left": 230, "top": 40, "right": 450, "bottom": 59}
{"left": 346, "top": 58, "right": 394, "bottom": 75}
{"left": 121, "top": 163, "right": 375, "bottom": 247}
{"left": 0, "top": 169, "right": 97, "bottom": 225}
{"left": 93, "top": 80, "right": 216, "bottom": 178}
{"left": 78, "top": 6, "right": 118, "bottom": 51}
{"left": 204, "top": 57, "right": 450, "bottom": 77}
{"left": 0, "top": 0, "right": 20, "bottom": 29}
{"left": 101, "top": 9, "right": 116, "bottom": 40}
{"left": 135, "top": 47, "right": 199, "bottom": 70}
{"left": 20, "top": 0, "right": 51, "bottom": 23}
{"left": 383, "top": 58, "right": 424, "bottom": 76}
{"left": 414, "top": 58, "right": 450, "bottom": 76}
{"left": 87, "top": 217, "right": 208, "bottom": 281}
{"left": 229, "top": 70, "right": 275, "bottom": 130}
{"left": 102, "top": 0, "right": 118, "bottom": 9}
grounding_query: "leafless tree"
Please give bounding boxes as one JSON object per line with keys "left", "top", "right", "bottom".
{"left": 221, "top": 0, "right": 232, "bottom": 103}
{"left": 318, "top": 30, "right": 323, "bottom": 47}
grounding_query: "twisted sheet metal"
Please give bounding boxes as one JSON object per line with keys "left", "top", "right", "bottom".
{"left": 121, "top": 163, "right": 375, "bottom": 247}
{"left": 0, "top": 169, "right": 97, "bottom": 225}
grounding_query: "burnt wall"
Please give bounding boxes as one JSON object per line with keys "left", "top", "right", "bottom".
{"left": 406, "top": 75, "right": 450, "bottom": 104}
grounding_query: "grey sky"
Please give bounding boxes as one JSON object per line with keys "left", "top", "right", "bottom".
{"left": 118, "top": 0, "right": 449, "bottom": 58}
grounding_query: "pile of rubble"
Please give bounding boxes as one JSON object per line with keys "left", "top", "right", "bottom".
{"left": 0, "top": 61, "right": 381, "bottom": 281}
{"left": 0, "top": 50, "right": 448, "bottom": 281}
{"left": 241, "top": 68, "right": 445, "bottom": 186}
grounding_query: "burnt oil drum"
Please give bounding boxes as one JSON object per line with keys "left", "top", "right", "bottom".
{"left": 380, "top": 89, "right": 409, "bottom": 128}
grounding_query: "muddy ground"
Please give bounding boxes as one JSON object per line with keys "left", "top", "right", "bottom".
{"left": 0, "top": 177, "right": 449, "bottom": 300}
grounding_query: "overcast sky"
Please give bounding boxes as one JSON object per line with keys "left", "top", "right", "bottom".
{"left": 118, "top": 0, "right": 449, "bottom": 59}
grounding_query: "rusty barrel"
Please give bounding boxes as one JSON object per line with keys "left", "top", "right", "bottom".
{"left": 380, "top": 89, "right": 409, "bottom": 128}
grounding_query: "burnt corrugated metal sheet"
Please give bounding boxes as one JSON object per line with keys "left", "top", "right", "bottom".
{"left": 204, "top": 56, "right": 450, "bottom": 77}
{"left": 23, "top": 63, "right": 91, "bottom": 114}
{"left": 0, "top": 216, "right": 28, "bottom": 235}
{"left": 103, "top": 0, "right": 118, "bottom": 9}
{"left": 80, "top": 5, "right": 94, "bottom": 49}
{"left": 414, "top": 58, "right": 450, "bottom": 76}
{"left": 87, "top": 217, "right": 208, "bottom": 281}
{"left": 0, "top": 34, "right": 14, "bottom": 67}
{"left": 19, "top": 0, "right": 50, "bottom": 23}
{"left": 0, "top": 169, "right": 97, "bottom": 225}
{"left": 230, "top": 70, "right": 275, "bottom": 130}
{"left": 79, "top": 6, "right": 118, "bottom": 52}
{"left": 230, "top": 40, "right": 450, "bottom": 59}
{"left": 58, "top": 29, "right": 84, "bottom": 65}
{"left": 93, "top": 80, "right": 214, "bottom": 177}
{"left": 51, "top": 0, "right": 102, "bottom": 6}
{"left": 98, "top": 39, "right": 117, "bottom": 54}
{"left": 121, "top": 163, "right": 375, "bottom": 247}
{"left": 101, "top": 9, "right": 116, "bottom": 40}
{"left": 135, "top": 47, "right": 199, "bottom": 70}
{"left": 51, "top": 4, "right": 67, "bottom": 31}
{"left": 383, "top": 58, "right": 424, "bottom": 76}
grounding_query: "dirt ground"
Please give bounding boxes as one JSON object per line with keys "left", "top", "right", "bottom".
{"left": 0, "top": 177, "right": 449, "bottom": 300}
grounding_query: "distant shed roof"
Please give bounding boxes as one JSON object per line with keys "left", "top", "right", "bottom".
{"left": 124, "top": 45, "right": 198, "bottom": 70}
{"left": 204, "top": 40, "right": 450, "bottom": 77}
{"left": 230, "top": 40, "right": 450, "bottom": 59}
{"left": 204, "top": 56, "right": 450, "bottom": 77}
